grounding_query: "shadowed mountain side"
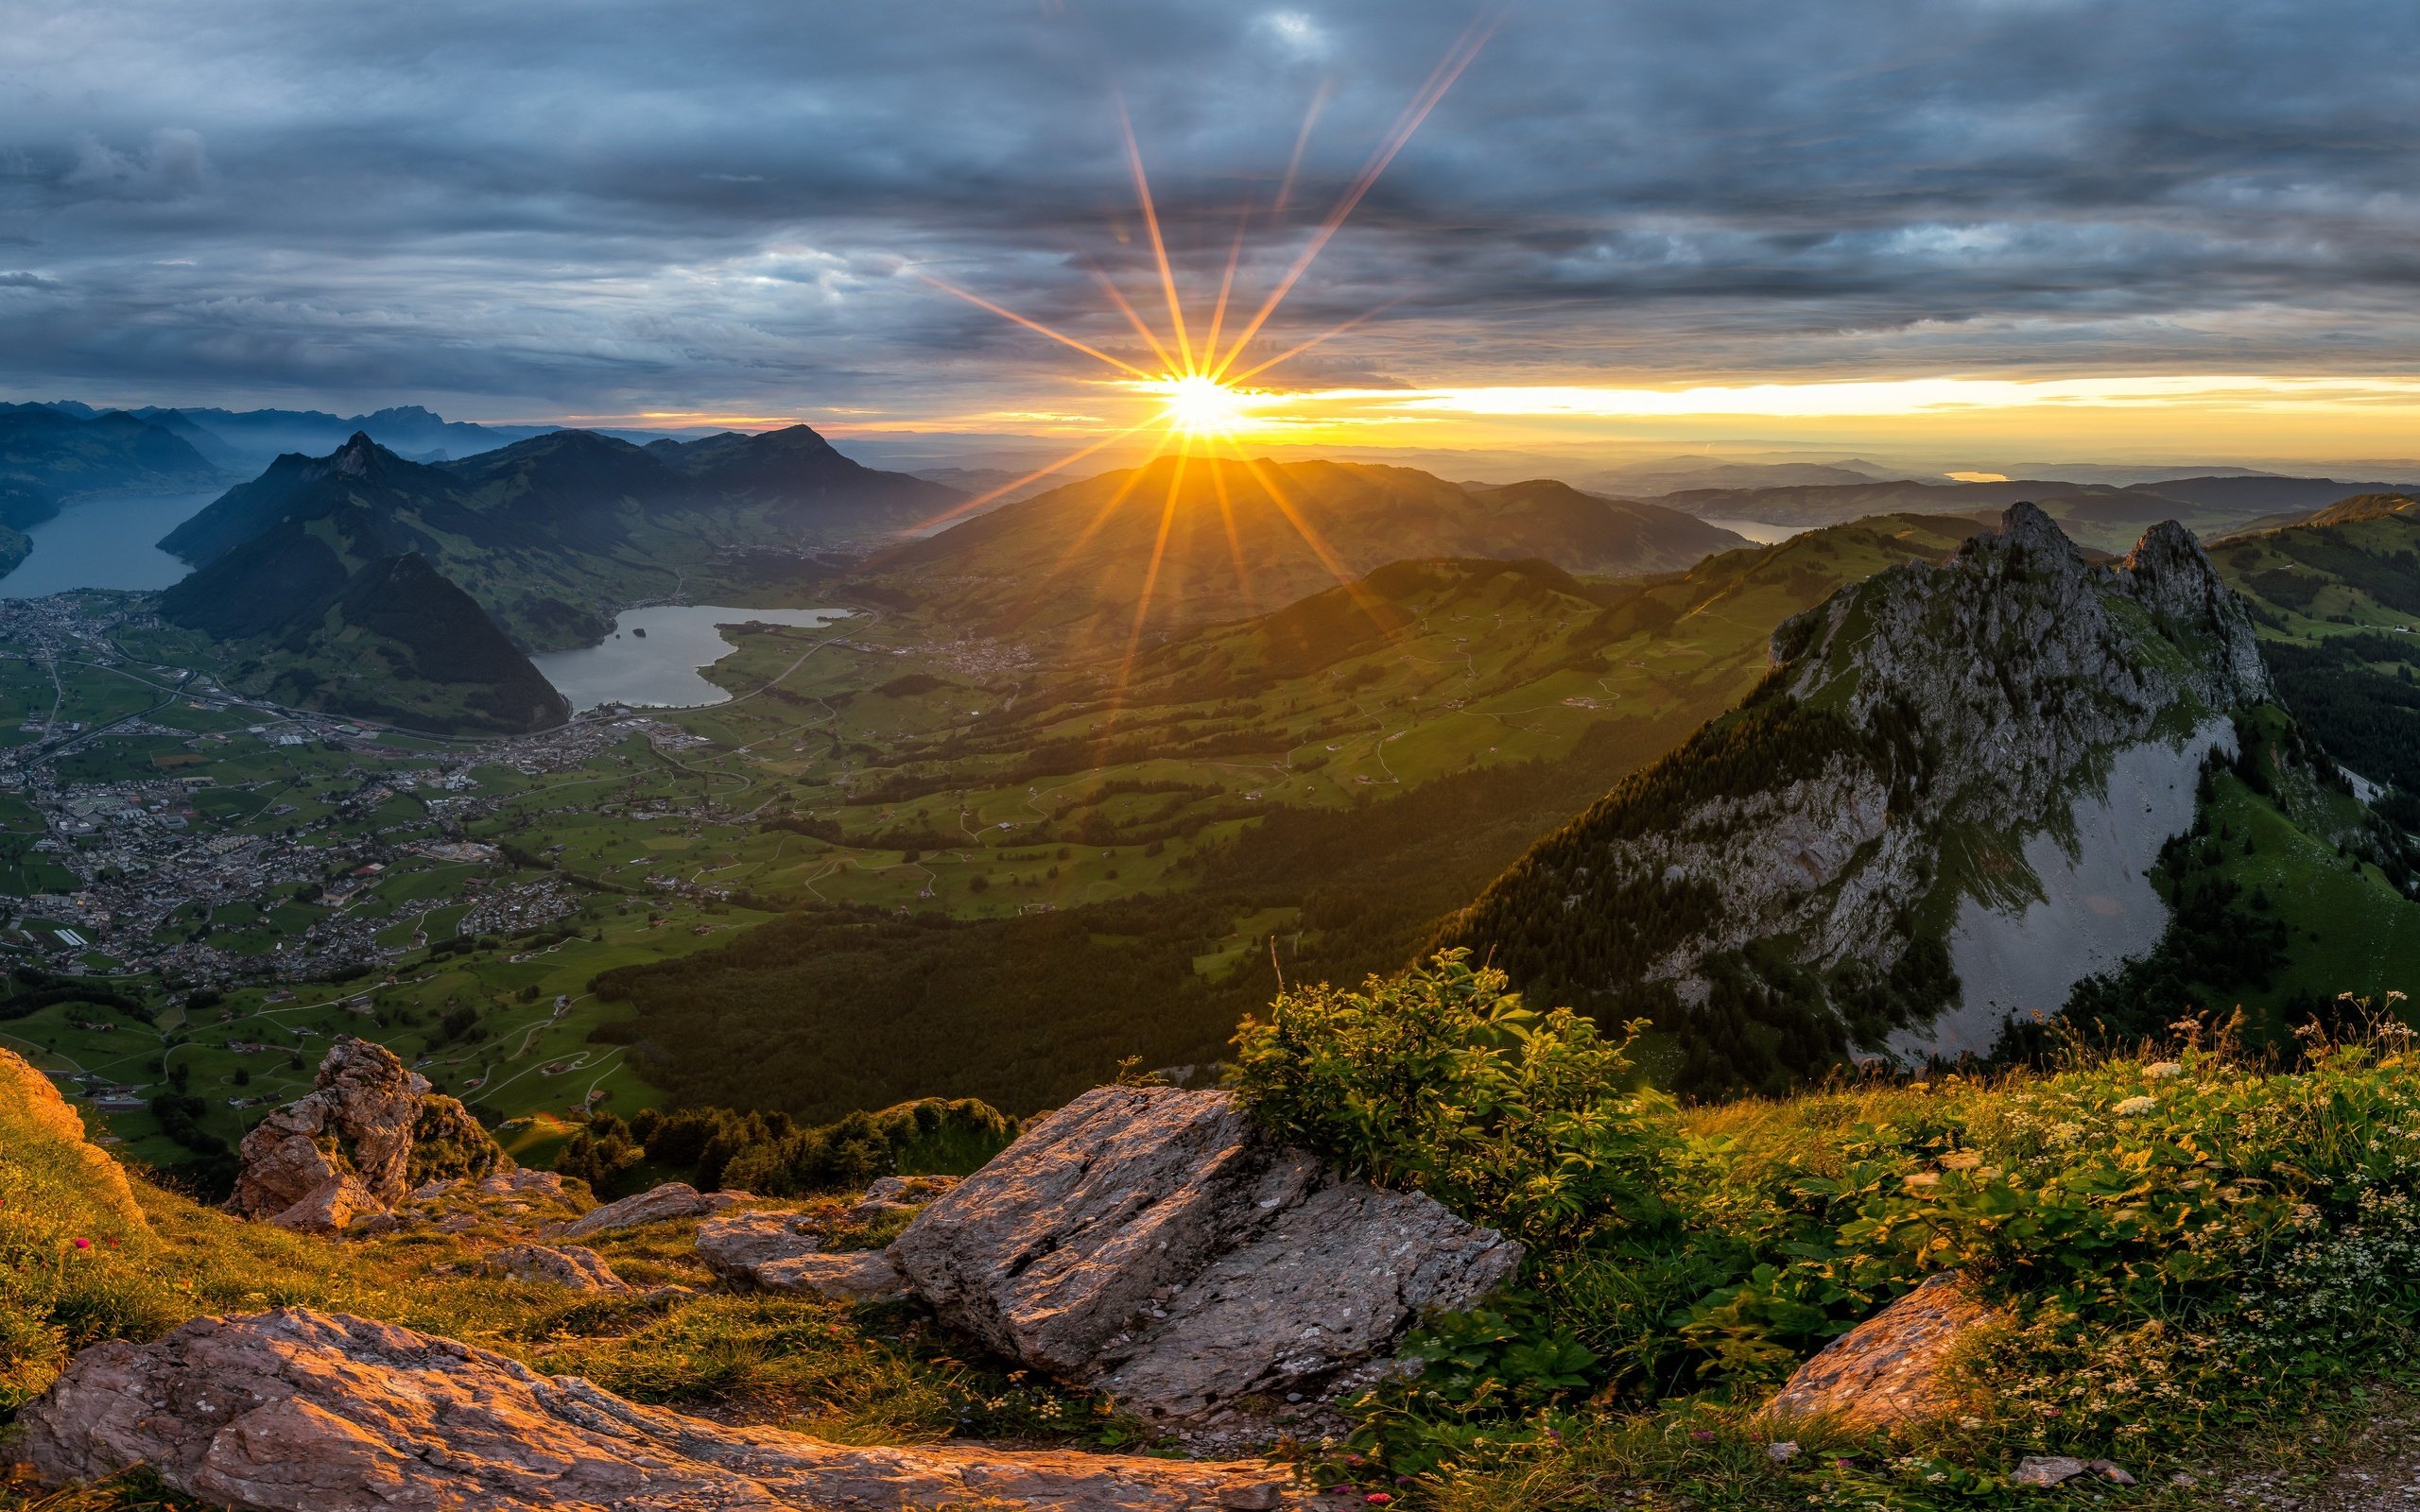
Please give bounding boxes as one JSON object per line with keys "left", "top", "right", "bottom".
{"left": 2213, "top": 492, "right": 2420, "bottom": 796}
{"left": 159, "top": 524, "right": 567, "bottom": 736}
{"left": 869, "top": 457, "right": 1750, "bottom": 645}
{"left": 0, "top": 403, "right": 226, "bottom": 535}
{"left": 162, "top": 428, "right": 959, "bottom": 649}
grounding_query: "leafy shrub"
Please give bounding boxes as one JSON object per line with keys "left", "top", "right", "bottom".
{"left": 1232, "top": 949, "right": 1676, "bottom": 1253}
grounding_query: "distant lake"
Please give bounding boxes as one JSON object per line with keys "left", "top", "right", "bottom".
{"left": 532, "top": 605, "right": 850, "bottom": 713}
{"left": 0, "top": 489, "right": 218, "bottom": 598}
{"left": 1700, "top": 517, "right": 1808, "bottom": 545}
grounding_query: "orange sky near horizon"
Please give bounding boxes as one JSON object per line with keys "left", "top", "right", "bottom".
{"left": 548, "top": 370, "right": 2420, "bottom": 472}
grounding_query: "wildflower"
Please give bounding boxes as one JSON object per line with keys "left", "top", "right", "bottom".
{"left": 1691, "top": 1430, "right": 1716, "bottom": 1441}
{"left": 71, "top": 1237, "right": 92, "bottom": 1250}
{"left": 2114, "top": 1095, "right": 2156, "bottom": 1116}
{"left": 2145, "top": 1061, "right": 2183, "bottom": 1080}
{"left": 1364, "top": 1495, "right": 1392, "bottom": 1506}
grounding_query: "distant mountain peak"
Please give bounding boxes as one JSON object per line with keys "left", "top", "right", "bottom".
{"left": 330, "top": 431, "right": 384, "bottom": 476}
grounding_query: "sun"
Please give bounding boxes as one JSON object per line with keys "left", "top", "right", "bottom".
{"left": 1151, "top": 373, "right": 1259, "bottom": 437}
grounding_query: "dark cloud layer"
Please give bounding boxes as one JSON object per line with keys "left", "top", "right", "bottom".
{"left": 3, "top": 0, "right": 2416, "bottom": 419}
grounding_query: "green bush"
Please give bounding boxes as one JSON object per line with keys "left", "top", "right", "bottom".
{"left": 1236, "top": 963, "right": 2420, "bottom": 1504}
{"left": 1232, "top": 949, "right": 1676, "bottom": 1253}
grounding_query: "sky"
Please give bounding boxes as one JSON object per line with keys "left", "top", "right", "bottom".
{"left": 5, "top": 0, "right": 2420, "bottom": 469}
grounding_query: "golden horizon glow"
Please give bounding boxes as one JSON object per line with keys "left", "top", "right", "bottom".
{"left": 526, "top": 366, "right": 2420, "bottom": 460}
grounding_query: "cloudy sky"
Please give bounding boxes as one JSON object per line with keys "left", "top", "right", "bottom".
{"left": 6, "top": 0, "right": 2419, "bottom": 463}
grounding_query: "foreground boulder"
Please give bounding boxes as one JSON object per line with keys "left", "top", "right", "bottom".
{"left": 557, "top": 1179, "right": 745, "bottom": 1239}
{"left": 1762, "top": 1272, "right": 1999, "bottom": 1433}
{"left": 697, "top": 1209, "right": 824, "bottom": 1278}
{"left": 227, "top": 1037, "right": 509, "bottom": 1233}
{"left": 484, "top": 1243, "right": 631, "bottom": 1293}
{"left": 888, "top": 1086, "right": 1520, "bottom": 1422}
{"left": 698, "top": 1211, "right": 910, "bottom": 1301}
{"left": 8, "top": 1309, "right": 1322, "bottom": 1512}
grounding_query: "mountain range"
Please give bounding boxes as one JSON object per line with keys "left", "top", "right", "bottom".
{"left": 135, "top": 423, "right": 953, "bottom": 731}
{"left": 164, "top": 427, "right": 958, "bottom": 650}
{"left": 37, "top": 401, "right": 574, "bottom": 469}
{"left": 870, "top": 457, "right": 1747, "bottom": 645}
{"left": 1646, "top": 472, "right": 2420, "bottom": 552}
{"left": 0, "top": 403, "right": 227, "bottom": 572}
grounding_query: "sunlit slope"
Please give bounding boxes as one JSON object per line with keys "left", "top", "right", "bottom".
{"left": 592, "top": 514, "right": 1990, "bottom": 1122}
{"left": 871, "top": 456, "right": 1747, "bottom": 643}
{"left": 699, "top": 512, "right": 1993, "bottom": 916}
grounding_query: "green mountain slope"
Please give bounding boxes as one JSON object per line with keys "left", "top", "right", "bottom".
{"left": 2211, "top": 493, "right": 2420, "bottom": 796}
{"left": 1652, "top": 472, "right": 2414, "bottom": 553}
{"left": 588, "top": 513, "right": 1985, "bottom": 1122}
{"left": 870, "top": 457, "right": 1749, "bottom": 644}
{"left": 156, "top": 481, "right": 568, "bottom": 735}
{"left": 164, "top": 428, "right": 958, "bottom": 649}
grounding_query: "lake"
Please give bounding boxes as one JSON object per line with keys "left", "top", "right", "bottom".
{"left": 1700, "top": 516, "right": 1808, "bottom": 545}
{"left": 0, "top": 489, "right": 218, "bottom": 598}
{"left": 531, "top": 605, "right": 850, "bottom": 713}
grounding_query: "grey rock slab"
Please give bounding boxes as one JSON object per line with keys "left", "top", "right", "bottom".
{"left": 756, "top": 1249, "right": 911, "bottom": 1303}
{"left": 891, "top": 1086, "right": 1322, "bottom": 1376}
{"left": 1762, "top": 1273, "right": 1997, "bottom": 1435}
{"left": 1098, "top": 1179, "right": 1523, "bottom": 1421}
{"left": 889, "top": 1085, "right": 1519, "bottom": 1421}
{"left": 2013, "top": 1456, "right": 2088, "bottom": 1487}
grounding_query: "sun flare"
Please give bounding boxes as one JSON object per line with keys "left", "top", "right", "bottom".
{"left": 1151, "top": 373, "right": 1260, "bottom": 437}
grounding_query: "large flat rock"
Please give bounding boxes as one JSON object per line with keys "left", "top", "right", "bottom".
{"left": 889, "top": 1086, "right": 1520, "bottom": 1421}
{"left": 8, "top": 1308, "right": 1329, "bottom": 1512}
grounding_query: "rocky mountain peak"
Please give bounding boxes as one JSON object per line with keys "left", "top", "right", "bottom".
{"left": 1442, "top": 505, "right": 2278, "bottom": 1082}
{"left": 328, "top": 430, "right": 382, "bottom": 477}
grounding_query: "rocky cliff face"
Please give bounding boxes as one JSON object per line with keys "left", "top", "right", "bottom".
{"left": 1441, "top": 505, "right": 2272, "bottom": 1083}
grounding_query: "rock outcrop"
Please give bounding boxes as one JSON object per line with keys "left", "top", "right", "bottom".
{"left": 698, "top": 1210, "right": 912, "bottom": 1301}
{"left": 1443, "top": 504, "right": 2276, "bottom": 1059}
{"left": 697, "top": 1209, "right": 824, "bottom": 1278}
{"left": 889, "top": 1085, "right": 1521, "bottom": 1422}
{"left": 484, "top": 1243, "right": 631, "bottom": 1293}
{"left": 228, "top": 1037, "right": 510, "bottom": 1233}
{"left": 8, "top": 1309, "right": 1323, "bottom": 1512}
{"left": 1762, "top": 1272, "right": 1999, "bottom": 1434}
{"left": 555, "top": 1179, "right": 744, "bottom": 1239}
